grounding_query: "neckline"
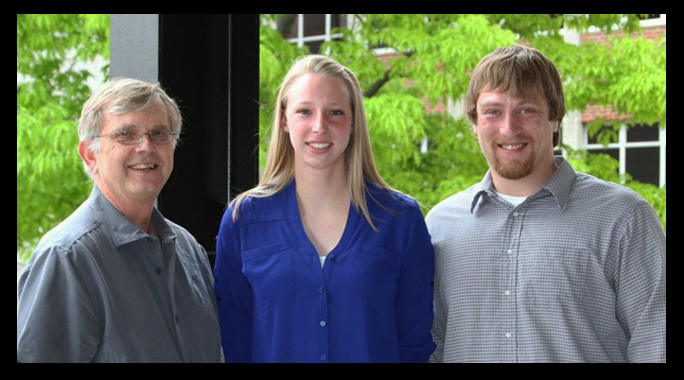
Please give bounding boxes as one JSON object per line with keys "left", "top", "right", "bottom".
{"left": 287, "top": 180, "right": 358, "bottom": 258}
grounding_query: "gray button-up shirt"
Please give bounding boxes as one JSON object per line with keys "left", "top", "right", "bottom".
{"left": 17, "top": 187, "right": 223, "bottom": 362}
{"left": 426, "top": 157, "right": 666, "bottom": 362}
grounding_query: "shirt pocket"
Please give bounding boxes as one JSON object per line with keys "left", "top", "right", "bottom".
{"left": 242, "top": 242, "right": 298, "bottom": 299}
{"left": 347, "top": 244, "right": 401, "bottom": 299}
{"left": 525, "top": 244, "right": 599, "bottom": 302}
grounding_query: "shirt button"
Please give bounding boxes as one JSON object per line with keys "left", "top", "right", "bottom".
{"left": 513, "top": 212, "right": 519, "bottom": 217}
{"left": 320, "top": 355, "right": 327, "bottom": 361}
{"left": 504, "top": 290, "right": 511, "bottom": 296}
{"left": 320, "top": 321, "right": 326, "bottom": 327}
{"left": 319, "top": 287, "right": 325, "bottom": 293}
{"left": 505, "top": 332, "right": 512, "bottom": 339}
{"left": 507, "top": 249, "right": 513, "bottom": 255}
{"left": 155, "top": 267, "right": 162, "bottom": 274}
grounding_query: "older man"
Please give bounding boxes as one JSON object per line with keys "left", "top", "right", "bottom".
{"left": 17, "top": 78, "right": 223, "bottom": 362}
{"left": 427, "top": 45, "right": 666, "bottom": 362}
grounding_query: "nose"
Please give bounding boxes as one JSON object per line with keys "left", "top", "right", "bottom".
{"left": 311, "top": 113, "right": 327, "bottom": 134}
{"left": 136, "top": 132, "right": 157, "bottom": 151}
{"left": 499, "top": 112, "right": 522, "bottom": 137}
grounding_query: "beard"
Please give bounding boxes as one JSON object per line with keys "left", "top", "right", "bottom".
{"left": 492, "top": 154, "right": 535, "bottom": 179}
{"left": 488, "top": 138, "right": 536, "bottom": 180}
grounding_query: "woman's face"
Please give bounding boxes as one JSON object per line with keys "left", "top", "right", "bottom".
{"left": 282, "top": 74, "right": 353, "bottom": 177}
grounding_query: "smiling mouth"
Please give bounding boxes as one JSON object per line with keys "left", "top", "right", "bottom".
{"left": 129, "top": 164, "right": 158, "bottom": 171}
{"left": 307, "top": 142, "right": 332, "bottom": 149}
{"left": 498, "top": 143, "right": 528, "bottom": 152}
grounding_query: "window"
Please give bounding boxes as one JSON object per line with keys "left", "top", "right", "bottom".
{"left": 283, "top": 14, "right": 346, "bottom": 54}
{"left": 585, "top": 123, "right": 666, "bottom": 187}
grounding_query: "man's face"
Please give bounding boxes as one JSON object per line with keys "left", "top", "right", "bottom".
{"left": 81, "top": 102, "right": 175, "bottom": 208}
{"left": 474, "top": 90, "right": 558, "bottom": 182}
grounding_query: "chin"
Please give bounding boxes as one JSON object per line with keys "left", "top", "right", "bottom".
{"left": 493, "top": 160, "right": 535, "bottom": 180}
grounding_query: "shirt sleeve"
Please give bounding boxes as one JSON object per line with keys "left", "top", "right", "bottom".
{"left": 214, "top": 207, "right": 254, "bottom": 363}
{"left": 425, "top": 210, "right": 446, "bottom": 363}
{"left": 17, "top": 246, "right": 101, "bottom": 363}
{"left": 428, "top": 272, "right": 446, "bottom": 363}
{"left": 395, "top": 204, "right": 436, "bottom": 363}
{"left": 614, "top": 199, "right": 666, "bottom": 362}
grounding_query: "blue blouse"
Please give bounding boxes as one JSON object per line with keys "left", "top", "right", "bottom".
{"left": 214, "top": 180, "right": 435, "bottom": 362}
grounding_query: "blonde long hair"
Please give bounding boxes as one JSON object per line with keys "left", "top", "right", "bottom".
{"left": 231, "top": 55, "right": 393, "bottom": 230}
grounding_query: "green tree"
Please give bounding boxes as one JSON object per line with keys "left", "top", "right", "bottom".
{"left": 17, "top": 14, "right": 110, "bottom": 260}
{"left": 260, "top": 14, "right": 665, "bottom": 230}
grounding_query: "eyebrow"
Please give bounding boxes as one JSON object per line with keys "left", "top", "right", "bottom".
{"left": 477, "top": 99, "right": 542, "bottom": 108}
{"left": 113, "top": 124, "right": 170, "bottom": 133}
{"left": 293, "top": 101, "right": 342, "bottom": 107}
{"left": 477, "top": 101, "right": 503, "bottom": 108}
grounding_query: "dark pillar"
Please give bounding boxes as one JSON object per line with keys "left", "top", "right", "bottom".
{"left": 111, "top": 14, "right": 260, "bottom": 263}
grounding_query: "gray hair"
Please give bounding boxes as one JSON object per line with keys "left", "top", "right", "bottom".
{"left": 78, "top": 78, "right": 182, "bottom": 152}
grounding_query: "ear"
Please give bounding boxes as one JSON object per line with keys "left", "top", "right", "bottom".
{"left": 552, "top": 120, "right": 560, "bottom": 133}
{"left": 78, "top": 140, "right": 98, "bottom": 176}
{"left": 281, "top": 115, "right": 289, "bottom": 133}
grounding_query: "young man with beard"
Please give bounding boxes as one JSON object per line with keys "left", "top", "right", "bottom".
{"left": 426, "top": 45, "right": 666, "bottom": 362}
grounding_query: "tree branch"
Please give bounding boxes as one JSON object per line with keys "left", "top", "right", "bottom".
{"left": 363, "top": 69, "right": 391, "bottom": 98}
{"left": 363, "top": 51, "right": 414, "bottom": 98}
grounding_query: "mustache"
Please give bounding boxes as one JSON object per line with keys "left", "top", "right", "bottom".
{"left": 493, "top": 137, "right": 533, "bottom": 144}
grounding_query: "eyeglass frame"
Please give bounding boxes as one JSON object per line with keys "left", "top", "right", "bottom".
{"left": 93, "top": 128, "right": 179, "bottom": 146}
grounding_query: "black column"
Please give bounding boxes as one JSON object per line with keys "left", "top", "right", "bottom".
{"left": 157, "top": 14, "right": 259, "bottom": 263}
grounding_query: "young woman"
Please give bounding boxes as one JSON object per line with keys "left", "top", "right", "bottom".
{"left": 214, "top": 55, "right": 435, "bottom": 363}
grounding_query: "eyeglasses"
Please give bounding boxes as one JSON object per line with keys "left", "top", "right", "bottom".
{"left": 95, "top": 128, "right": 179, "bottom": 145}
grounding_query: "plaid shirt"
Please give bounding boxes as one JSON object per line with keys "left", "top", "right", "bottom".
{"left": 426, "top": 157, "right": 666, "bottom": 362}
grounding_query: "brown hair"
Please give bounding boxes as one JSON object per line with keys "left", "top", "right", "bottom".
{"left": 465, "top": 45, "right": 565, "bottom": 147}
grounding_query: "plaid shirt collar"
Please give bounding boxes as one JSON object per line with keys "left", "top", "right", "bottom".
{"left": 471, "top": 156, "right": 577, "bottom": 213}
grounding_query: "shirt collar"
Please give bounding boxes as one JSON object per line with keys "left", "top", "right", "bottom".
{"left": 285, "top": 179, "right": 299, "bottom": 221}
{"left": 88, "top": 186, "right": 176, "bottom": 247}
{"left": 542, "top": 156, "right": 577, "bottom": 210}
{"left": 470, "top": 172, "right": 496, "bottom": 214}
{"left": 470, "top": 156, "right": 577, "bottom": 213}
